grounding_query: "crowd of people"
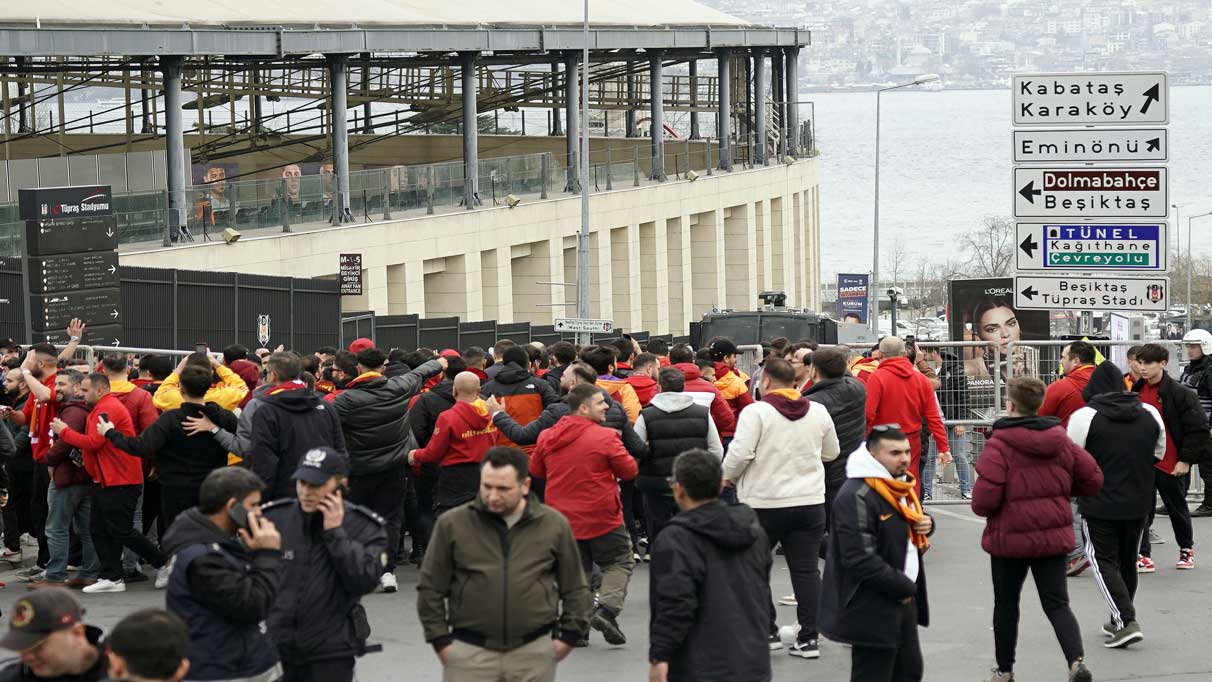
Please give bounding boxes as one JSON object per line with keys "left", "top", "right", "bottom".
{"left": 0, "top": 320, "right": 1206, "bottom": 682}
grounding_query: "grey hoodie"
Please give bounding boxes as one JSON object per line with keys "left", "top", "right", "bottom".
{"left": 213, "top": 382, "right": 274, "bottom": 457}
{"left": 634, "top": 392, "right": 725, "bottom": 460}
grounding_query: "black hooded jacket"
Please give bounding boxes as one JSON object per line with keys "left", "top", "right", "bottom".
{"left": 1070, "top": 392, "right": 1165, "bottom": 521}
{"left": 408, "top": 379, "right": 456, "bottom": 447}
{"left": 648, "top": 501, "right": 772, "bottom": 682}
{"left": 804, "top": 375, "right": 867, "bottom": 457}
{"left": 162, "top": 508, "right": 283, "bottom": 681}
{"left": 1132, "top": 373, "right": 1212, "bottom": 465}
{"left": 250, "top": 387, "right": 347, "bottom": 499}
{"left": 333, "top": 360, "right": 443, "bottom": 475}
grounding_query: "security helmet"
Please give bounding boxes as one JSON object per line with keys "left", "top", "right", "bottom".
{"left": 1183, "top": 328, "right": 1212, "bottom": 355}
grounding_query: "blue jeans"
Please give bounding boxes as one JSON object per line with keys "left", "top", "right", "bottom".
{"left": 923, "top": 426, "right": 972, "bottom": 496}
{"left": 45, "top": 482, "right": 99, "bottom": 582}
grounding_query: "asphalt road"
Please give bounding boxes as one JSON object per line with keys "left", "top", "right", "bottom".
{"left": 0, "top": 504, "right": 1208, "bottom": 681}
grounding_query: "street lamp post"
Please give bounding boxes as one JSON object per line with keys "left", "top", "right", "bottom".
{"left": 871, "top": 74, "right": 938, "bottom": 336}
{"left": 1189, "top": 212, "right": 1212, "bottom": 332}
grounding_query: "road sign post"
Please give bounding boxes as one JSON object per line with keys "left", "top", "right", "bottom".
{"left": 1014, "top": 275, "right": 1168, "bottom": 312}
{"left": 1015, "top": 223, "right": 1167, "bottom": 272}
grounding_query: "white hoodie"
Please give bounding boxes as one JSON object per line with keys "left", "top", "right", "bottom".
{"left": 723, "top": 398, "right": 840, "bottom": 509}
{"left": 846, "top": 445, "right": 919, "bottom": 583}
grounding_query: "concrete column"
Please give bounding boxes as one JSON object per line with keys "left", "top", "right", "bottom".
{"left": 689, "top": 60, "right": 701, "bottom": 140}
{"left": 725, "top": 204, "right": 757, "bottom": 310}
{"left": 403, "top": 260, "right": 427, "bottom": 317}
{"left": 140, "top": 63, "right": 153, "bottom": 134}
{"left": 754, "top": 49, "right": 768, "bottom": 165}
{"left": 625, "top": 71, "right": 638, "bottom": 138}
{"left": 691, "top": 209, "right": 725, "bottom": 319}
{"left": 639, "top": 220, "right": 670, "bottom": 334}
{"left": 589, "top": 230, "right": 614, "bottom": 320}
{"left": 772, "top": 55, "right": 785, "bottom": 159}
{"left": 770, "top": 195, "right": 792, "bottom": 293}
{"left": 511, "top": 241, "right": 561, "bottom": 325}
{"left": 461, "top": 52, "right": 481, "bottom": 208}
{"left": 716, "top": 49, "right": 732, "bottom": 171}
{"left": 160, "top": 56, "right": 187, "bottom": 247}
{"left": 756, "top": 198, "right": 773, "bottom": 290}
{"left": 480, "top": 247, "right": 514, "bottom": 322}
{"left": 328, "top": 54, "right": 353, "bottom": 223}
{"left": 424, "top": 254, "right": 483, "bottom": 321}
{"left": 610, "top": 224, "right": 642, "bottom": 331}
{"left": 386, "top": 264, "right": 408, "bottom": 314}
{"left": 649, "top": 53, "right": 666, "bottom": 181}
{"left": 785, "top": 47, "right": 800, "bottom": 157}
{"left": 14, "top": 57, "right": 29, "bottom": 133}
{"left": 792, "top": 190, "right": 805, "bottom": 305}
{"left": 666, "top": 215, "right": 694, "bottom": 333}
{"left": 551, "top": 62, "right": 563, "bottom": 137}
{"left": 361, "top": 54, "right": 373, "bottom": 134}
{"left": 564, "top": 53, "right": 580, "bottom": 193}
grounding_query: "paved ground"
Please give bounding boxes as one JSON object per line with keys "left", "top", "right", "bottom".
{"left": 0, "top": 504, "right": 1208, "bottom": 681}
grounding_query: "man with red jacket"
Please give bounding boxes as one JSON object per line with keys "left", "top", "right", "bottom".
{"left": 532, "top": 383, "right": 638, "bottom": 647}
{"left": 625, "top": 353, "right": 660, "bottom": 407}
{"left": 409, "top": 372, "right": 498, "bottom": 516}
{"left": 669, "top": 345, "right": 736, "bottom": 439}
{"left": 864, "top": 337, "right": 949, "bottom": 497}
{"left": 51, "top": 373, "right": 166, "bottom": 594}
{"left": 1040, "top": 342, "right": 1098, "bottom": 427}
{"left": 972, "top": 377, "right": 1101, "bottom": 682}
{"left": 708, "top": 338, "right": 755, "bottom": 424}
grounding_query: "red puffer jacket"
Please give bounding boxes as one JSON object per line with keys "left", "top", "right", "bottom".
{"left": 972, "top": 415, "right": 1103, "bottom": 558}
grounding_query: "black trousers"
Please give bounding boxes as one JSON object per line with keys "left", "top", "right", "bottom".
{"left": 141, "top": 478, "right": 163, "bottom": 539}
{"left": 408, "top": 465, "right": 437, "bottom": 554}
{"left": 1083, "top": 516, "right": 1145, "bottom": 630}
{"left": 159, "top": 484, "right": 200, "bottom": 536}
{"left": 281, "top": 657, "right": 354, "bottom": 682}
{"left": 620, "top": 479, "right": 641, "bottom": 546}
{"left": 851, "top": 600, "right": 923, "bottom": 682}
{"left": 1141, "top": 468, "right": 1193, "bottom": 556}
{"left": 638, "top": 486, "right": 677, "bottom": 547}
{"left": 990, "top": 554, "right": 1084, "bottom": 672}
{"left": 348, "top": 462, "right": 406, "bottom": 572}
{"left": 3, "top": 463, "right": 33, "bottom": 553}
{"left": 755, "top": 504, "right": 826, "bottom": 640}
{"left": 30, "top": 465, "right": 49, "bottom": 565}
{"left": 90, "top": 485, "right": 165, "bottom": 581}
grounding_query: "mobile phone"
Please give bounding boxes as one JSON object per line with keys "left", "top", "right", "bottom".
{"left": 195, "top": 342, "right": 208, "bottom": 354}
{"left": 99, "top": 413, "right": 109, "bottom": 422}
{"left": 229, "top": 504, "right": 251, "bottom": 531}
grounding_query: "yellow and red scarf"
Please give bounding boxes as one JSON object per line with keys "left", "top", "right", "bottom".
{"left": 865, "top": 476, "right": 930, "bottom": 551}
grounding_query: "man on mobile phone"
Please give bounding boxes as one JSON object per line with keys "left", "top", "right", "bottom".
{"left": 262, "top": 447, "right": 387, "bottom": 682}
{"left": 160, "top": 467, "right": 284, "bottom": 682}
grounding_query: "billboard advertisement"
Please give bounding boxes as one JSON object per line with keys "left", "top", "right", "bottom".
{"left": 947, "top": 277, "right": 1050, "bottom": 418}
{"left": 836, "top": 273, "right": 869, "bottom": 324}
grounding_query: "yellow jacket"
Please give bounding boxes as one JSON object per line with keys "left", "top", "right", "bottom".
{"left": 153, "top": 364, "right": 250, "bottom": 412}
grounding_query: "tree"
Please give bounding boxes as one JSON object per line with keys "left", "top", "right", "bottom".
{"left": 959, "top": 216, "right": 1014, "bottom": 278}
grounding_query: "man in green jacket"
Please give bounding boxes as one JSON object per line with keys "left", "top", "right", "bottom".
{"left": 417, "top": 446, "right": 591, "bottom": 682}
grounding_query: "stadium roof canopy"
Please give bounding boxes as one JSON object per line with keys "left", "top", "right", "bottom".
{"left": 0, "top": 0, "right": 808, "bottom": 57}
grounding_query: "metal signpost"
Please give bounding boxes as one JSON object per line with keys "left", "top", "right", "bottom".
{"left": 553, "top": 317, "right": 614, "bottom": 334}
{"left": 18, "top": 185, "right": 122, "bottom": 345}
{"left": 1010, "top": 71, "right": 1170, "bottom": 328}
{"left": 1015, "top": 223, "right": 1167, "bottom": 272}
{"left": 1014, "top": 275, "right": 1169, "bottom": 312}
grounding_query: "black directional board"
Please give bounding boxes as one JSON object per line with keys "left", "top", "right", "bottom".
{"left": 27, "top": 252, "right": 119, "bottom": 294}
{"left": 30, "top": 287, "right": 121, "bottom": 333}
{"left": 33, "top": 324, "right": 122, "bottom": 347}
{"left": 24, "top": 216, "right": 119, "bottom": 257}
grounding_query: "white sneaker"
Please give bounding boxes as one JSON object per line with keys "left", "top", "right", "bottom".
{"left": 380, "top": 572, "right": 398, "bottom": 593}
{"left": 82, "top": 579, "right": 126, "bottom": 594}
{"left": 154, "top": 567, "right": 171, "bottom": 589}
{"left": 779, "top": 623, "right": 802, "bottom": 645}
{"left": 0, "top": 548, "right": 21, "bottom": 562}
{"left": 778, "top": 594, "right": 798, "bottom": 606}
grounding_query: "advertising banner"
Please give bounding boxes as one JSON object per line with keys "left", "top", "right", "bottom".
{"left": 836, "top": 273, "right": 869, "bottom": 324}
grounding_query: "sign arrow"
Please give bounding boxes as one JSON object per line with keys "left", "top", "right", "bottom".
{"left": 1141, "top": 84, "right": 1160, "bottom": 115}
{"left": 107, "top": 265, "right": 116, "bottom": 275}
{"left": 1146, "top": 137, "right": 1160, "bottom": 152}
{"left": 1019, "top": 234, "right": 1038, "bottom": 258}
{"left": 1020, "top": 286, "right": 1038, "bottom": 301}
{"left": 111, "top": 339, "right": 120, "bottom": 347}
{"left": 109, "top": 309, "right": 119, "bottom": 319}
{"left": 1018, "top": 181, "right": 1042, "bottom": 204}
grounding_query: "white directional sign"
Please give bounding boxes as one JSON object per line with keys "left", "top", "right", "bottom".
{"left": 553, "top": 317, "right": 614, "bottom": 334}
{"left": 1012, "top": 128, "right": 1168, "bottom": 163}
{"left": 1014, "top": 275, "right": 1169, "bottom": 312}
{"left": 1013, "top": 72, "right": 1168, "bottom": 126}
{"left": 1013, "top": 166, "right": 1167, "bottom": 219}
{"left": 1015, "top": 223, "right": 1167, "bottom": 272}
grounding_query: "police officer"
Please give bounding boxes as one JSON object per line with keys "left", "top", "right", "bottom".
{"left": 261, "top": 447, "right": 387, "bottom": 682}
{"left": 0, "top": 588, "right": 106, "bottom": 681}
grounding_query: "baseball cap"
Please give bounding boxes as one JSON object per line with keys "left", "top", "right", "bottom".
{"left": 708, "top": 338, "right": 738, "bottom": 361}
{"left": 292, "top": 447, "right": 350, "bottom": 485}
{"left": 0, "top": 338, "right": 18, "bottom": 352}
{"left": 348, "top": 338, "right": 375, "bottom": 354}
{"left": 439, "top": 349, "right": 461, "bottom": 359}
{"left": 0, "top": 588, "right": 84, "bottom": 651}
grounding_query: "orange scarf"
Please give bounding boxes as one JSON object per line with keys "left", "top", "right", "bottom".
{"left": 865, "top": 476, "right": 930, "bottom": 551}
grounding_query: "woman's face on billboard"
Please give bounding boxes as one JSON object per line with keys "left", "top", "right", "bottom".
{"left": 977, "top": 305, "right": 1020, "bottom": 349}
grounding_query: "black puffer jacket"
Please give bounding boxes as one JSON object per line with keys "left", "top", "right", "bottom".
{"left": 491, "top": 395, "right": 647, "bottom": 458}
{"left": 261, "top": 498, "right": 387, "bottom": 665}
{"left": 332, "top": 360, "right": 442, "bottom": 475}
{"left": 1070, "top": 393, "right": 1164, "bottom": 521}
{"left": 648, "top": 501, "right": 772, "bottom": 682}
{"left": 1132, "top": 373, "right": 1212, "bottom": 465}
{"left": 933, "top": 350, "right": 969, "bottom": 420}
{"left": 408, "top": 379, "right": 456, "bottom": 447}
{"left": 250, "top": 387, "right": 347, "bottom": 500}
{"left": 804, "top": 375, "right": 867, "bottom": 456}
